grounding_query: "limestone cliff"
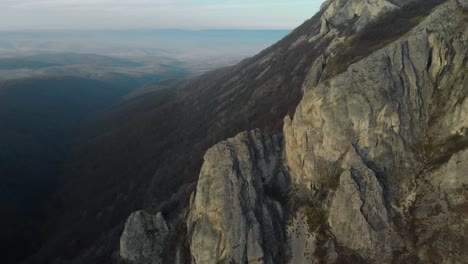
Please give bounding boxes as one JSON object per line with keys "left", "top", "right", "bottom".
{"left": 284, "top": 0, "right": 468, "bottom": 261}
{"left": 120, "top": 211, "right": 170, "bottom": 264}
{"left": 187, "top": 130, "right": 288, "bottom": 264}
{"left": 121, "top": 0, "right": 468, "bottom": 263}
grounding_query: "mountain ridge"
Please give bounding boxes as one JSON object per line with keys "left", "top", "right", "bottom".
{"left": 26, "top": 0, "right": 468, "bottom": 263}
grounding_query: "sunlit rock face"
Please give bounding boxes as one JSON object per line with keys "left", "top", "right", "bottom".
{"left": 187, "top": 130, "right": 289, "bottom": 264}
{"left": 283, "top": 0, "right": 468, "bottom": 261}
{"left": 320, "top": 0, "right": 399, "bottom": 34}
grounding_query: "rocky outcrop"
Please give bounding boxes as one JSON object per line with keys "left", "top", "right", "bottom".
{"left": 320, "top": 0, "right": 398, "bottom": 34}
{"left": 120, "top": 211, "right": 170, "bottom": 264}
{"left": 187, "top": 130, "right": 289, "bottom": 264}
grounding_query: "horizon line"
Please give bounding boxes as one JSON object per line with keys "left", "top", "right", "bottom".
{"left": 0, "top": 28, "right": 294, "bottom": 33}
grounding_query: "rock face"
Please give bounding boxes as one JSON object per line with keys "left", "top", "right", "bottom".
{"left": 287, "top": 209, "right": 317, "bottom": 263}
{"left": 284, "top": 0, "right": 468, "bottom": 261}
{"left": 120, "top": 211, "right": 170, "bottom": 264}
{"left": 412, "top": 149, "right": 468, "bottom": 263}
{"left": 121, "top": 0, "right": 468, "bottom": 263}
{"left": 187, "top": 130, "right": 289, "bottom": 264}
{"left": 320, "top": 0, "right": 398, "bottom": 33}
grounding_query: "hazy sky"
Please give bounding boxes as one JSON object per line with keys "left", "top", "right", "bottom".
{"left": 0, "top": 0, "right": 323, "bottom": 31}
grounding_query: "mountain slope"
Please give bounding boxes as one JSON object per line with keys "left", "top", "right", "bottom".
{"left": 121, "top": 0, "right": 468, "bottom": 263}
{"left": 30, "top": 0, "right": 467, "bottom": 263}
{"left": 29, "top": 7, "right": 334, "bottom": 264}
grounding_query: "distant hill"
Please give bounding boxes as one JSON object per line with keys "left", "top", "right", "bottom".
{"left": 0, "top": 29, "right": 291, "bottom": 70}
{"left": 0, "top": 53, "right": 142, "bottom": 70}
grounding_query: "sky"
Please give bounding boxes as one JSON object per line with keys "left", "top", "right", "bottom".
{"left": 0, "top": 0, "right": 323, "bottom": 31}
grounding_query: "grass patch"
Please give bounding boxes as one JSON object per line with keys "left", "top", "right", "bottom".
{"left": 304, "top": 207, "right": 330, "bottom": 234}
{"left": 288, "top": 203, "right": 330, "bottom": 236}
{"left": 463, "top": 7, "right": 468, "bottom": 22}
{"left": 450, "top": 202, "right": 468, "bottom": 215}
{"left": 463, "top": 4, "right": 468, "bottom": 13}
{"left": 313, "top": 157, "right": 345, "bottom": 193}
{"left": 414, "top": 134, "right": 468, "bottom": 171}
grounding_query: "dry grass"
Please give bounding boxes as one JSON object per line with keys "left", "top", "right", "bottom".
{"left": 413, "top": 135, "right": 468, "bottom": 172}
